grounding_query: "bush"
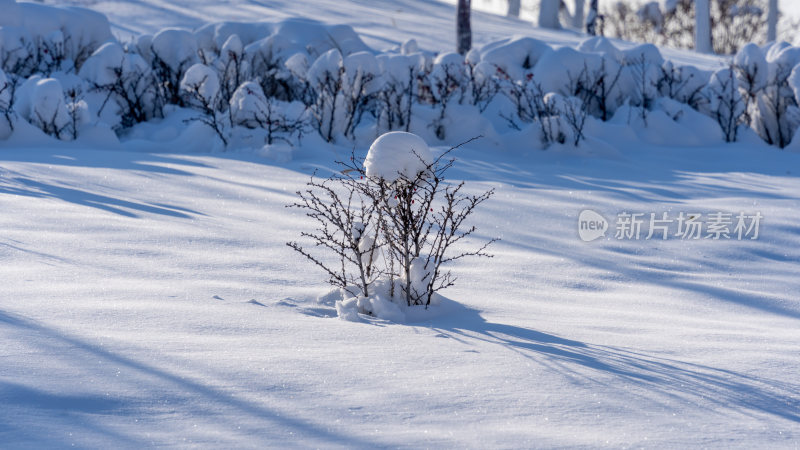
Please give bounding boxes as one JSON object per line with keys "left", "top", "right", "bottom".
{"left": 287, "top": 132, "right": 496, "bottom": 320}
{"left": 604, "top": 0, "right": 795, "bottom": 55}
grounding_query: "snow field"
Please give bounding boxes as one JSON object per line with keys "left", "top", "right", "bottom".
{"left": 0, "top": 0, "right": 799, "bottom": 447}
{"left": 2, "top": 138, "right": 800, "bottom": 446}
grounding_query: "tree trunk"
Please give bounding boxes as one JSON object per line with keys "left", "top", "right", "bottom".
{"left": 507, "top": 0, "right": 521, "bottom": 17}
{"left": 457, "top": 0, "right": 472, "bottom": 55}
{"left": 572, "top": 0, "right": 585, "bottom": 29}
{"left": 695, "top": 0, "right": 712, "bottom": 54}
{"left": 767, "top": 0, "right": 778, "bottom": 42}
{"left": 586, "top": 0, "right": 598, "bottom": 35}
{"left": 539, "top": 0, "right": 562, "bottom": 29}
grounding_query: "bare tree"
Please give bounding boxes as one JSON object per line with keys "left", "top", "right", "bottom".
{"left": 539, "top": 0, "right": 562, "bottom": 29}
{"left": 586, "top": 0, "right": 600, "bottom": 35}
{"left": 572, "top": 0, "right": 586, "bottom": 29}
{"left": 696, "top": 0, "right": 713, "bottom": 53}
{"left": 767, "top": 0, "right": 778, "bottom": 42}
{"left": 457, "top": 0, "right": 472, "bottom": 55}
{"left": 507, "top": 0, "right": 521, "bottom": 17}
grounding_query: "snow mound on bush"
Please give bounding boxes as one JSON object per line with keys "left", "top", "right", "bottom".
{"left": 364, "top": 131, "right": 432, "bottom": 181}
{"left": 180, "top": 63, "right": 220, "bottom": 102}
{"left": 194, "top": 18, "right": 370, "bottom": 58}
{"left": 479, "top": 37, "right": 552, "bottom": 81}
{"left": 152, "top": 28, "right": 199, "bottom": 71}
{"left": 0, "top": 0, "right": 112, "bottom": 69}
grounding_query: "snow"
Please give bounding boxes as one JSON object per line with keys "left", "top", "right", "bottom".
{"left": 305, "top": 48, "right": 343, "bottom": 87}
{"left": 734, "top": 43, "right": 769, "bottom": 94}
{"left": 228, "top": 81, "right": 267, "bottom": 127}
{"left": 363, "top": 131, "right": 432, "bottom": 181}
{"left": 180, "top": 63, "right": 220, "bottom": 104}
{"left": 480, "top": 36, "right": 552, "bottom": 81}
{"left": 1, "top": 0, "right": 800, "bottom": 447}
{"left": 2, "top": 137, "right": 800, "bottom": 447}
{"left": 28, "top": 78, "right": 70, "bottom": 138}
{"left": 151, "top": 28, "right": 199, "bottom": 71}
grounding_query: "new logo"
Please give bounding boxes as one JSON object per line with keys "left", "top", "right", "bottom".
{"left": 578, "top": 210, "right": 608, "bottom": 242}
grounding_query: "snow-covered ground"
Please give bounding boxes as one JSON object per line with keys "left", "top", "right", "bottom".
{"left": 2, "top": 138, "right": 800, "bottom": 447}
{"left": 2, "top": 0, "right": 800, "bottom": 447}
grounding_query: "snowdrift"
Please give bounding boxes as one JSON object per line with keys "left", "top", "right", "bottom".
{"left": 2, "top": 0, "right": 800, "bottom": 157}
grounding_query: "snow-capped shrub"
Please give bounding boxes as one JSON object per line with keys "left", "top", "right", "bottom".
{"left": 703, "top": 67, "right": 745, "bottom": 142}
{"left": 463, "top": 59, "right": 500, "bottom": 113}
{"left": 614, "top": 50, "right": 662, "bottom": 124}
{"left": 363, "top": 131, "right": 432, "bottom": 181}
{"left": 0, "top": 68, "right": 13, "bottom": 139}
{"left": 480, "top": 37, "right": 552, "bottom": 82}
{"left": 306, "top": 48, "right": 344, "bottom": 142}
{"left": 565, "top": 53, "right": 625, "bottom": 121}
{"left": 230, "top": 81, "right": 267, "bottom": 128}
{"left": 658, "top": 61, "right": 709, "bottom": 108}
{"left": 339, "top": 51, "right": 382, "bottom": 139}
{"left": 0, "top": 1, "right": 112, "bottom": 76}
{"left": 229, "top": 81, "right": 305, "bottom": 145}
{"left": 533, "top": 47, "right": 603, "bottom": 97}
{"left": 288, "top": 132, "right": 496, "bottom": 321}
{"left": 427, "top": 52, "right": 468, "bottom": 139}
{"left": 215, "top": 34, "right": 247, "bottom": 105}
{"left": 150, "top": 28, "right": 199, "bottom": 106}
{"left": 742, "top": 45, "right": 800, "bottom": 147}
{"left": 79, "top": 42, "right": 158, "bottom": 129}
{"left": 375, "top": 53, "right": 425, "bottom": 133}
{"left": 180, "top": 63, "right": 228, "bottom": 145}
{"left": 734, "top": 43, "right": 769, "bottom": 96}
{"left": 544, "top": 93, "right": 586, "bottom": 146}
{"left": 28, "top": 77, "right": 71, "bottom": 139}
{"left": 500, "top": 74, "right": 547, "bottom": 129}
{"left": 245, "top": 38, "right": 300, "bottom": 102}
{"left": 180, "top": 63, "right": 220, "bottom": 107}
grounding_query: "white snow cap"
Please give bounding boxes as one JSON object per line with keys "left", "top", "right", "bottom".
{"left": 180, "top": 63, "right": 220, "bottom": 102}
{"left": 364, "top": 131, "right": 433, "bottom": 182}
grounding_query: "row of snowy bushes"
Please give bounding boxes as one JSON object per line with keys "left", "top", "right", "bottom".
{"left": 3, "top": 1, "right": 800, "bottom": 152}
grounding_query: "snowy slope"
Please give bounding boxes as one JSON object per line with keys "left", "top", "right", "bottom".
{"left": 42, "top": 0, "right": 725, "bottom": 69}
{"left": 2, "top": 139, "right": 800, "bottom": 447}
